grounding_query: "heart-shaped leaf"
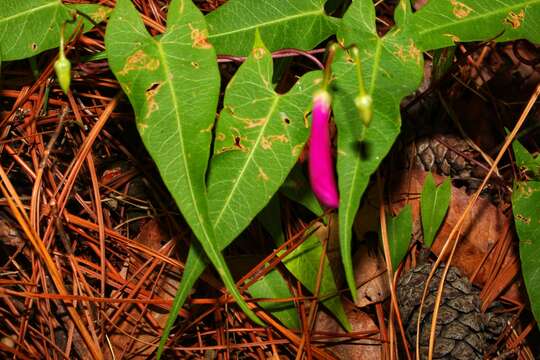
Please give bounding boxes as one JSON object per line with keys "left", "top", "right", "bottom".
{"left": 208, "top": 31, "right": 321, "bottom": 246}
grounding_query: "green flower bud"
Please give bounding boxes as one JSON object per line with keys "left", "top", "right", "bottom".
{"left": 54, "top": 53, "right": 71, "bottom": 95}
{"left": 355, "top": 94, "right": 372, "bottom": 127}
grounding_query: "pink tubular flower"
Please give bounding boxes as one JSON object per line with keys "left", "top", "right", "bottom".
{"left": 308, "top": 90, "right": 339, "bottom": 209}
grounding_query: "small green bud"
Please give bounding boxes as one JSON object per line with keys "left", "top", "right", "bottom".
{"left": 54, "top": 53, "right": 71, "bottom": 95}
{"left": 355, "top": 94, "right": 372, "bottom": 127}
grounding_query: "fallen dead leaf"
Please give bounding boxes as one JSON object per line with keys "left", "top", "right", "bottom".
{"left": 314, "top": 301, "right": 381, "bottom": 359}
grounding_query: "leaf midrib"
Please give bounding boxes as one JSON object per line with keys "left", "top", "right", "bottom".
{"left": 416, "top": 0, "right": 540, "bottom": 37}
{"left": 156, "top": 41, "right": 212, "bottom": 244}
{"left": 212, "top": 94, "right": 281, "bottom": 231}
{"left": 208, "top": 9, "right": 324, "bottom": 39}
{"left": 0, "top": 1, "right": 59, "bottom": 24}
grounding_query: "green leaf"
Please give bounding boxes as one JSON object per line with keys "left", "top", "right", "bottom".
{"left": 512, "top": 180, "right": 540, "bottom": 327}
{"left": 207, "top": 31, "right": 322, "bottom": 247}
{"left": 282, "top": 225, "right": 351, "bottom": 331}
{"left": 258, "top": 195, "right": 286, "bottom": 245}
{"left": 259, "top": 202, "right": 348, "bottom": 329}
{"left": 512, "top": 139, "right": 540, "bottom": 179}
{"left": 0, "top": 0, "right": 108, "bottom": 61}
{"left": 387, "top": 204, "right": 413, "bottom": 271}
{"left": 206, "top": 0, "right": 338, "bottom": 55}
{"left": 409, "top": 0, "right": 540, "bottom": 51}
{"left": 331, "top": 0, "right": 424, "bottom": 299}
{"left": 280, "top": 165, "right": 324, "bottom": 217}
{"left": 151, "top": 29, "right": 322, "bottom": 358}
{"left": 248, "top": 268, "right": 300, "bottom": 329}
{"left": 106, "top": 1, "right": 262, "bottom": 356}
{"left": 420, "top": 173, "right": 452, "bottom": 247}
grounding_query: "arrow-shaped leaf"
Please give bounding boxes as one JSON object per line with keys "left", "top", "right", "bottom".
{"left": 206, "top": 0, "right": 338, "bottom": 55}
{"left": 409, "top": 0, "right": 540, "bottom": 51}
{"left": 155, "top": 31, "right": 322, "bottom": 357}
{"left": 208, "top": 31, "right": 321, "bottom": 246}
{"left": 331, "top": 0, "right": 424, "bottom": 299}
{"left": 420, "top": 173, "right": 452, "bottom": 247}
{"left": 106, "top": 0, "right": 262, "bottom": 347}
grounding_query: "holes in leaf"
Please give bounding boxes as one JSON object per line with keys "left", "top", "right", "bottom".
{"left": 283, "top": 117, "right": 290, "bottom": 124}
{"left": 234, "top": 136, "right": 241, "bottom": 147}
{"left": 146, "top": 82, "right": 160, "bottom": 93}
{"left": 31, "top": 43, "right": 38, "bottom": 51}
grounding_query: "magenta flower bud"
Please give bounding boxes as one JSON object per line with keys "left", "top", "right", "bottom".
{"left": 308, "top": 90, "right": 339, "bottom": 209}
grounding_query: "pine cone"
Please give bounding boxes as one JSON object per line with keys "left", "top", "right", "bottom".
{"left": 411, "top": 135, "right": 476, "bottom": 179}
{"left": 397, "top": 263, "right": 486, "bottom": 359}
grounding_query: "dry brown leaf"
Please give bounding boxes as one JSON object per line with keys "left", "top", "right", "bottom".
{"left": 314, "top": 302, "right": 380, "bottom": 360}
{"left": 388, "top": 168, "right": 524, "bottom": 305}
{"left": 352, "top": 241, "right": 389, "bottom": 308}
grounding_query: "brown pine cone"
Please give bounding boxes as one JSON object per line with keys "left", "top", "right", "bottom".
{"left": 409, "top": 134, "right": 476, "bottom": 179}
{"left": 397, "top": 263, "right": 486, "bottom": 359}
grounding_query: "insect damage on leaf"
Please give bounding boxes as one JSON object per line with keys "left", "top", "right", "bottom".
{"left": 244, "top": 118, "right": 267, "bottom": 129}
{"left": 118, "top": 50, "right": 160, "bottom": 75}
{"left": 515, "top": 213, "right": 532, "bottom": 225}
{"left": 443, "top": 33, "right": 461, "bottom": 43}
{"left": 504, "top": 10, "right": 525, "bottom": 29}
{"left": 450, "top": 0, "right": 473, "bottom": 19}
{"left": 258, "top": 167, "right": 269, "bottom": 181}
{"left": 253, "top": 47, "right": 266, "bottom": 60}
{"left": 145, "top": 82, "right": 162, "bottom": 118}
{"left": 261, "top": 135, "right": 289, "bottom": 150}
{"left": 393, "top": 40, "right": 422, "bottom": 64}
{"left": 189, "top": 24, "right": 212, "bottom": 49}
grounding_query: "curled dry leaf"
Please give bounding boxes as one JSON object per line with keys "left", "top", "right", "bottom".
{"left": 314, "top": 302, "right": 380, "bottom": 360}
{"left": 352, "top": 240, "right": 390, "bottom": 307}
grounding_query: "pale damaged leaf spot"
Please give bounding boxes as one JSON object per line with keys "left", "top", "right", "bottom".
{"left": 216, "top": 130, "right": 249, "bottom": 154}
{"left": 261, "top": 135, "right": 289, "bottom": 150}
{"left": 516, "top": 213, "right": 532, "bottom": 225}
{"left": 145, "top": 82, "right": 162, "bottom": 118}
{"left": 244, "top": 118, "right": 267, "bottom": 128}
{"left": 137, "top": 122, "right": 149, "bottom": 135}
{"left": 443, "top": 33, "right": 461, "bottom": 43}
{"left": 292, "top": 144, "right": 304, "bottom": 157}
{"left": 280, "top": 112, "right": 290, "bottom": 125}
{"left": 394, "top": 40, "right": 421, "bottom": 64}
{"left": 257, "top": 167, "right": 269, "bottom": 181}
{"left": 189, "top": 24, "right": 212, "bottom": 49}
{"left": 216, "top": 132, "right": 226, "bottom": 141}
{"left": 253, "top": 47, "right": 266, "bottom": 60}
{"left": 450, "top": 0, "right": 473, "bottom": 19}
{"left": 118, "top": 50, "right": 160, "bottom": 76}
{"left": 90, "top": 7, "right": 111, "bottom": 23}
{"left": 504, "top": 10, "right": 525, "bottom": 29}
{"left": 200, "top": 123, "right": 214, "bottom": 133}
